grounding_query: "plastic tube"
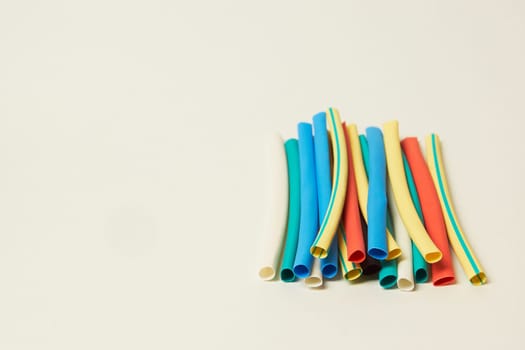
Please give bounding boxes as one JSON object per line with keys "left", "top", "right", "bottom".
{"left": 347, "top": 124, "right": 401, "bottom": 260}
{"left": 360, "top": 135, "right": 397, "bottom": 287}
{"left": 313, "top": 112, "right": 338, "bottom": 278}
{"left": 311, "top": 108, "right": 348, "bottom": 259}
{"left": 402, "top": 138, "right": 455, "bottom": 286}
{"left": 365, "top": 127, "right": 388, "bottom": 260}
{"left": 382, "top": 121, "right": 442, "bottom": 263}
{"left": 338, "top": 225, "right": 363, "bottom": 281}
{"left": 293, "top": 123, "right": 319, "bottom": 278}
{"left": 387, "top": 184, "right": 414, "bottom": 291}
{"left": 403, "top": 154, "right": 430, "bottom": 283}
{"left": 279, "top": 139, "right": 301, "bottom": 282}
{"left": 341, "top": 124, "right": 366, "bottom": 263}
{"left": 360, "top": 217, "right": 382, "bottom": 275}
{"left": 257, "top": 134, "right": 289, "bottom": 280}
{"left": 425, "top": 134, "right": 487, "bottom": 285}
{"left": 305, "top": 258, "right": 323, "bottom": 288}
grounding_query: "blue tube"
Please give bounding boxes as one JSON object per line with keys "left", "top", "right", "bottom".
{"left": 360, "top": 135, "right": 397, "bottom": 287}
{"left": 365, "top": 127, "right": 388, "bottom": 260}
{"left": 402, "top": 153, "right": 430, "bottom": 283}
{"left": 293, "top": 123, "right": 319, "bottom": 278}
{"left": 279, "top": 139, "right": 301, "bottom": 282}
{"left": 312, "top": 112, "right": 338, "bottom": 279}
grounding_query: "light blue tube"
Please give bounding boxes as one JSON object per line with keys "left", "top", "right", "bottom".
{"left": 279, "top": 139, "right": 301, "bottom": 282}
{"left": 365, "top": 127, "right": 388, "bottom": 260}
{"left": 360, "top": 135, "right": 397, "bottom": 288}
{"left": 293, "top": 123, "right": 319, "bottom": 278}
{"left": 313, "top": 112, "right": 338, "bottom": 279}
{"left": 402, "top": 153, "right": 430, "bottom": 283}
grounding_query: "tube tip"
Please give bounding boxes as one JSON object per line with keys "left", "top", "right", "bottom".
{"left": 470, "top": 272, "right": 487, "bottom": 286}
{"left": 424, "top": 251, "right": 443, "bottom": 264}
{"left": 305, "top": 276, "right": 323, "bottom": 288}
{"left": 310, "top": 246, "right": 328, "bottom": 259}
{"left": 398, "top": 278, "right": 415, "bottom": 291}
{"left": 258, "top": 266, "right": 276, "bottom": 281}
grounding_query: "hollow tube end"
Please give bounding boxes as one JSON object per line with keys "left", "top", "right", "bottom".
{"left": 293, "top": 265, "right": 310, "bottom": 279}
{"left": 398, "top": 278, "right": 415, "bottom": 291}
{"left": 305, "top": 276, "right": 323, "bottom": 288}
{"left": 321, "top": 264, "right": 337, "bottom": 279}
{"left": 369, "top": 248, "right": 388, "bottom": 261}
{"left": 424, "top": 251, "right": 443, "bottom": 264}
{"left": 433, "top": 276, "right": 455, "bottom": 287}
{"left": 415, "top": 269, "right": 429, "bottom": 283}
{"left": 470, "top": 272, "right": 487, "bottom": 286}
{"left": 386, "top": 248, "right": 402, "bottom": 260}
{"left": 345, "top": 269, "right": 363, "bottom": 281}
{"left": 348, "top": 250, "right": 366, "bottom": 264}
{"left": 280, "top": 269, "right": 296, "bottom": 282}
{"left": 310, "top": 246, "right": 328, "bottom": 259}
{"left": 258, "top": 266, "right": 276, "bottom": 281}
{"left": 379, "top": 275, "right": 397, "bottom": 289}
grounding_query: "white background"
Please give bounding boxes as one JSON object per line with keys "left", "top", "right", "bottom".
{"left": 0, "top": 1, "right": 523, "bottom": 349}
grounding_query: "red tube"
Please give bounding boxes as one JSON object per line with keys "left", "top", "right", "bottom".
{"left": 342, "top": 123, "right": 366, "bottom": 263}
{"left": 401, "top": 138, "right": 455, "bottom": 286}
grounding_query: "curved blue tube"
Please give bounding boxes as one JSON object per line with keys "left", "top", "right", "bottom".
{"left": 360, "top": 135, "right": 397, "bottom": 287}
{"left": 279, "top": 139, "right": 301, "bottom": 282}
{"left": 402, "top": 153, "right": 430, "bottom": 283}
{"left": 365, "top": 127, "right": 388, "bottom": 260}
{"left": 293, "top": 123, "right": 319, "bottom": 278}
{"left": 313, "top": 112, "right": 338, "bottom": 279}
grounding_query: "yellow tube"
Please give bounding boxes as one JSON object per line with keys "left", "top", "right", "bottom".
{"left": 346, "top": 124, "right": 401, "bottom": 260}
{"left": 425, "top": 134, "right": 487, "bottom": 285}
{"left": 311, "top": 108, "right": 348, "bottom": 258}
{"left": 338, "top": 226, "right": 363, "bottom": 281}
{"left": 382, "top": 121, "right": 442, "bottom": 263}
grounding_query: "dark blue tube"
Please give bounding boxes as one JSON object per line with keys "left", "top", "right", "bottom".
{"left": 312, "top": 112, "right": 338, "bottom": 279}
{"left": 293, "top": 123, "right": 319, "bottom": 278}
{"left": 365, "top": 127, "right": 388, "bottom": 260}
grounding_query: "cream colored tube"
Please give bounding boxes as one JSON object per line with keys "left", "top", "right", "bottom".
{"left": 382, "top": 121, "right": 442, "bottom": 263}
{"left": 257, "top": 134, "right": 289, "bottom": 280}
{"left": 305, "top": 258, "right": 323, "bottom": 288}
{"left": 388, "top": 184, "right": 414, "bottom": 291}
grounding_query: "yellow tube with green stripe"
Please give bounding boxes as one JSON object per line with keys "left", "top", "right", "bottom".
{"left": 346, "top": 124, "right": 401, "bottom": 260}
{"left": 338, "top": 225, "right": 363, "bottom": 281}
{"left": 425, "top": 134, "right": 487, "bottom": 285}
{"left": 383, "top": 121, "right": 442, "bottom": 264}
{"left": 311, "top": 108, "right": 348, "bottom": 259}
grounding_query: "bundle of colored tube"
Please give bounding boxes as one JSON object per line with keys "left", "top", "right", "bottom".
{"left": 257, "top": 108, "right": 487, "bottom": 289}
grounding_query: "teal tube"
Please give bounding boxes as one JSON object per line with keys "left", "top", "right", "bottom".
{"left": 280, "top": 139, "right": 301, "bottom": 282}
{"left": 360, "top": 135, "right": 398, "bottom": 288}
{"left": 402, "top": 153, "right": 430, "bottom": 283}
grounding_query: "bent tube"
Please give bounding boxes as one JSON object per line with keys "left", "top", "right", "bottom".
{"left": 347, "top": 125, "right": 401, "bottom": 260}
{"left": 402, "top": 138, "right": 455, "bottom": 286}
{"left": 382, "top": 121, "right": 442, "bottom": 263}
{"left": 313, "top": 112, "right": 338, "bottom": 278}
{"left": 279, "top": 139, "right": 301, "bottom": 282}
{"left": 311, "top": 108, "right": 348, "bottom": 259}
{"left": 426, "top": 134, "right": 487, "bottom": 285}
{"left": 258, "top": 134, "right": 289, "bottom": 280}
{"left": 293, "top": 123, "right": 319, "bottom": 278}
{"left": 365, "top": 127, "right": 389, "bottom": 260}
{"left": 341, "top": 124, "right": 366, "bottom": 263}
{"left": 338, "top": 226, "right": 363, "bottom": 281}
{"left": 403, "top": 154, "right": 430, "bottom": 283}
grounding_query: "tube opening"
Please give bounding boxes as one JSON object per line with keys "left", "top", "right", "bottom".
{"left": 345, "top": 269, "right": 363, "bottom": 281}
{"left": 425, "top": 251, "right": 443, "bottom": 264}
{"left": 369, "top": 248, "right": 388, "bottom": 261}
{"left": 310, "top": 246, "right": 327, "bottom": 259}
{"left": 415, "top": 269, "right": 428, "bottom": 283}
{"left": 321, "top": 265, "right": 337, "bottom": 279}
{"left": 433, "top": 276, "right": 455, "bottom": 286}
{"left": 379, "top": 275, "right": 397, "bottom": 289}
{"left": 258, "top": 267, "right": 275, "bottom": 281}
{"left": 398, "top": 278, "right": 415, "bottom": 291}
{"left": 386, "top": 248, "right": 402, "bottom": 260}
{"left": 349, "top": 251, "right": 366, "bottom": 263}
{"left": 293, "top": 265, "right": 310, "bottom": 278}
{"left": 280, "top": 269, "right": 295, "bottom": 282}
{"left": 470, "top": 272, "right": 487, "bottom": 286}
{"left": 305, "top": 276, "right": 323, "bottom": 288}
